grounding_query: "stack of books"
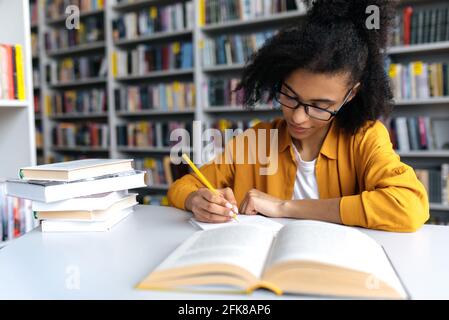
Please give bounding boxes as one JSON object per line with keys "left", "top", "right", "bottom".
{"left": 5, "top": 159, "right": 146, "bottom": 232}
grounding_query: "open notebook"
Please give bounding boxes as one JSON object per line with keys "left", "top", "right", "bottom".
{"left": 189, "top": 214, "right": 284, "bottom": 235}
{"left": 137, "top": 220, "right": 408, "bottom": 299}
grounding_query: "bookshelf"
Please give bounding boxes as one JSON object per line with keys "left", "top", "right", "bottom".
{"left": 0, "top": 0, "right": 36, "bottom": 179}
{"left": 0, "top": 0, "right": 38, "bottom": 245}
{"left": 32, "top": 0, "right": 108, "bottom": 164}
{"left": 386, "top": 0, "right": 449, "bottom": 221}
{"left": 27, "top": 0, "right": 449, "bottom": 219}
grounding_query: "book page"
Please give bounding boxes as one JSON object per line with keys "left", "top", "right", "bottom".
{"left": 154, "top": 224, "right": 275, "bottom": 279}
{"left": 265, "top": 220, "right": 406, "bottom": 295}
{"left": 21, "top": 159, "right": 132, "bottom": 171}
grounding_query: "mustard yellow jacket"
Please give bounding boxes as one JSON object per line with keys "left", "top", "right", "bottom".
{"left": 168, "top": 118, "right": 429, "bottom": 232}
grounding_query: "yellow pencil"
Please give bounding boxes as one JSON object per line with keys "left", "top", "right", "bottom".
{"left": 182, "top": 153, "right": 239, "bottom": 221}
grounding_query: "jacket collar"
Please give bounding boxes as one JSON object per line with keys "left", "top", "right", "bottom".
{"left": 277, "top": 118, "right": 339, "bottom": 160}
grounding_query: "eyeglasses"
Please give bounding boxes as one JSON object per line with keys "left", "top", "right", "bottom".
{"left": 274, "top": 82, "right": 354, "bottom": 121}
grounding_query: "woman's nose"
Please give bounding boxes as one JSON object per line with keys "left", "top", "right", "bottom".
{"left": 292, "top": 105, "right": 309, "bottom": 123}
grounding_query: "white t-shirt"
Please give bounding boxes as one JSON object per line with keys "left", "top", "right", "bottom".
{"left": 291, "top": 143, "right": 319, "bottom": 200}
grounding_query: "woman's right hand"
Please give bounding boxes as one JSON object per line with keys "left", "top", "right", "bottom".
{"left": 185, "top": 187, "right": 239, "bottom": 223}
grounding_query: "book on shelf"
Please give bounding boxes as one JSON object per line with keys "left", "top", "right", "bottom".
{"left": 200, "top": 0, "right": 308, "bottom": 25}
{"left": 35, "top": 124, "right": 43, "bottom": 148}
{"left": 387, "top": 117, "right": 449, "bottom": 152}
{"left": 48, "top": 55, "right": 107, "bottom": 83}
{"left": 19, "top": 158, "right": 134, "bottom": 182}
{"left": 0, "top": 44, "right": 26, "bottom": 100}
{"left": 112, "top": 1, "right": 194, "bottom": 41}
{"left": 116, "top": 121, "right": 192, "bottom": 148}
{"left": 203, "top": 31, "right": 275, "bottom": 67}
{"left": 6, "top": 170, "right": 146, "bottom": 203}
{"left": 52, "top": 122, "right": 109, "bottom": 148}
{"left": 133, "top": 156, "right": 190, "bottom": 186}
{"left": 387, "top": 61, "right": 449, "bottom": 100}
{"left": 31, "top": 32, "right": 39, "bottom": 57}
{"left": 205, "top": 77, "right": 247, "bottom": 107}
{"left": 137, "top": 220, "right": 408, "bottom": 299}
{"left": 114, "top": 82, "right": 196, "bottom": 113}
{"left": 415, "top": 164, "right": 449, "bottom": 205}
{"left": 390, "top": 4, "right": 449, "bottom": 47}
{"left": 33, "top": 64, "right": 40, "bottom": 88}
{"left": 36, "top": 193, "right": 137, "bottom": 221}
{"left": 32, "top": 190, "right": 128, "bottom": 212}
{"left": 45, "top": 16, "right": 104, "bottom": 51}
{"left": 211, "top": 118, "right": 262, "bottom": 132}
{"left": 141, "top": 194, "right": 169, "bottom": 206}
{"left": 427, "top": 216, "right": 449, "bottom": 226}
{"left": 48, "top": 88, "right": 107, "bottom": 115}
{"left": 0, "top": 182, "right": 38, "bottom": 242}
{"left": 36, "top": 155, "right": 45, "bottom": 166}
{"left": 44, "top": 0, "right": 104, "bottom": 20}
{"left": 113, "top": 42, "right": 193, "bottom": 77}
{"left": 34, "top": 94, "right": 40, "bottom": 113}
{"left": 41, "top": 207, "right": 133, "bottom": 232}
{"left": 30, "top": 0, "right": 38, "bottom": 25}
{"left": 46, "top": 154, "right": 95, "bottom": 163}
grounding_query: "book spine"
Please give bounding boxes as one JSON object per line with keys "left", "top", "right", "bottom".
{"left": 442, "top": 164, "right": 449, "bottom": 205}
{"left": 403, "top": 6, "right": 413, "bottom": 45}
{"left": 5, "top": 45, "right": 14, "bottom": 99}
{"left": 15, "top": 45, "right": 25, "bottom": 100}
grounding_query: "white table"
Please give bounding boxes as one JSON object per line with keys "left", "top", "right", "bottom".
{"left": 0, "top": 205, "right": 448, "bottom": 299}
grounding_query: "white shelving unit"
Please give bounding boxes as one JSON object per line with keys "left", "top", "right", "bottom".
{"left": 0, "top": 0, "right": 36, "bottom": 179}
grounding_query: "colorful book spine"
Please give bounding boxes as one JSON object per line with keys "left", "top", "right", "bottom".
{"left": 114, "top": 82, "right": 196, "bottom": 112}
{"left": 52, "top": 122, "right": 109, "bottom": 148}
{"left": 203, "top": 0, "right": 306, "bottom": 25}
{"left": 48, "top": 89, "right": 107, "bottom": 115}
{"left": 390, "top": 4, "right": 449, "bottom": 47}
{"left": 387, "top": 61, "right": 449, "bottom": 100}
{"left": 386, "top": 116, "right": 448, "bottom": 152}
{"left": 0, "top": 44, "right": 26, "bottom": 100}
{"left": 112, "top": 1, "right": 193, "bottom": 41}
{"left": 116, "top": 121, "right": 192, "bottom": 148}
{"left": 0, "top": 183, "right": 37, "bottom": 242}
{"left": 45, "top": 16, "right": 104, "bottom": 51}
{"left": 44, "top": 0, "right": 104, "bottom": 20}
{"left": 203, "top": 31, "right": 275, "bottom": 67}
{"left": 114, "top": 42, "right": 193, "bottom": 77}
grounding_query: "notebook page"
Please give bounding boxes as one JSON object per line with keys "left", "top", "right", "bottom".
{"left": 190, "top": 215, "right": 283, "bottom": 235}
{"left": 265, "top": 220, "right": 406, "bottom": 296}
{"left": 154, "top": 224, "right": 275, "bottom": 279}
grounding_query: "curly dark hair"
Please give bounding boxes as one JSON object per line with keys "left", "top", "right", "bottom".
{"left": 236, "top": 0, "right": 396, "bottom": 134}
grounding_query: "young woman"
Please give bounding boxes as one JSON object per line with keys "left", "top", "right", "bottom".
{"left": 168, "top": 0, "right": 429, "bottom": 232}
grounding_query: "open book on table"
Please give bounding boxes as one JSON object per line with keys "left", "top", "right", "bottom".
{"left": 137, "top": 220, "right": 408, "bottom": 299}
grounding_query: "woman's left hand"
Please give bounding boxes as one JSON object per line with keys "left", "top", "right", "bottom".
{"left": 239, "top": 189, "right": 285, "bottom": 218}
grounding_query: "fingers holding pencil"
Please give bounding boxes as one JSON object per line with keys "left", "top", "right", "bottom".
{"left": 186, "top": 188, "right": 238, "bottom": 223}
{"left": 181, "top": 153, "right": 239, "bottom": 223}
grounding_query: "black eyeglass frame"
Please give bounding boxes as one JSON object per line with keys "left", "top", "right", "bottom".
{"left": 274, "top": 82, "right": 354, "bottom": 121}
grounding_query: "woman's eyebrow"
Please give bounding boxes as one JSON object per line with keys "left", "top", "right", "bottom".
{"left": 283, "top": 82, "right": 336, "bottom": 104}
{"left": 309, "top": 98, "right": 336, "bottom": 104}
